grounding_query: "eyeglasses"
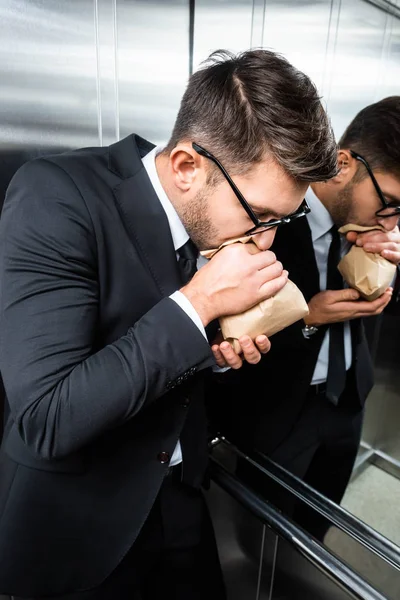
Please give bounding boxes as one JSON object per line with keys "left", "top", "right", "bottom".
{"left": 192, "top": 142, "right": 310, "bottom": 236}
{"left": 350, "top": 150, "right": 400, "bottom": 218}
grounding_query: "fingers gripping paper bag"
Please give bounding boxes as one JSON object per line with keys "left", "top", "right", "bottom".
{"left": 338, "top": 224, "right": 396, "bottom": 301}
{"left": 201, "top": 237, "right": 309, "bottom": 353}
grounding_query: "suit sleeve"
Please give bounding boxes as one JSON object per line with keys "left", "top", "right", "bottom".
{"left": 0, "top": 159, "right": 214, "bottom": 459}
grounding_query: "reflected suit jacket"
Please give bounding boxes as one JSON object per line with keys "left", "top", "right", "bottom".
{"left": 0, "top": 134, "right": 215, "bottom": 596}
{"left": 208, "top": 216, "right": 378, "bottom": 455}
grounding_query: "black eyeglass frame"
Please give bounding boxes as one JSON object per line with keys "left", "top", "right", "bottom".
{"left": 350, "top": 150, "right": 400, "bottom": 218}
{"left": 192, "top": 142, "right": 310, "bottom": 236}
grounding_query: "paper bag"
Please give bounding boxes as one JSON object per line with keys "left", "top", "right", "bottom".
{"left": 338, "top": 224, "right": 396, "bottom": 301}
{"left": 200, "top": 237, "right": 309, "bottom": 352}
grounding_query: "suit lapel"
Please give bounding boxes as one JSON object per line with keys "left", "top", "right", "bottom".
{"left": 109, "top": 134, "right": 181, "bottom": 297}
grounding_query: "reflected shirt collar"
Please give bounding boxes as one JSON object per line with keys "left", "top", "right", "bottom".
{"left": 142, "top": 146, "right": 189, "bottom": 251}
{"left": 306, "top": 186, "right": 334, "bottom": 242}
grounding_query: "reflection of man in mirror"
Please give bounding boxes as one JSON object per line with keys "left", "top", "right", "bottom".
{"left": 211, "top": 97, "right": 400, "bottom": 542}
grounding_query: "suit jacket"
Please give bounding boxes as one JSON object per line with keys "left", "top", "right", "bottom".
{"left": 0, "top": 150, "right": 50, "bottom": 442}
{"left": 0, "top": 134, "right": 215, "bottom": 596}
{"left": 208, "top": 216, "right": 376, "bottom": 455}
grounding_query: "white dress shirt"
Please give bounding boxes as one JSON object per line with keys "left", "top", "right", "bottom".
{"left": 306, "top": 188, "right": 352, "bottom": 385}
{"left": 142, "top": 145, "right": 212, "bottom": 466}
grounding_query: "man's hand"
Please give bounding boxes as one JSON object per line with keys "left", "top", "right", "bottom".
{"left": 211, "top": 334, "right": 271, "bottom": 370}
{"left": 181, "top": 243, "right": 288, "bottom": 326}
{"left": 346, "top": 226, "right": 400, "bottom": 265}
{"left": 305, "top": 288, "right": 393, "bottom": 327}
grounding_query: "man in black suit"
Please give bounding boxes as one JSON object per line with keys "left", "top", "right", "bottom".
{"left": 212, "top": 97, "right": 400, "bottom": 541}
{"left": 0, "top": 49, "right": 338, "bottom": 599}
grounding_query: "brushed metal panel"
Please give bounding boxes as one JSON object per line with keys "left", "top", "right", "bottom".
{"left": 379, "top": 5, "right": 400, "bottom": 98}
{"left": 97, "top": 0, "right": 120, "bottom": 145}
{"left": 363, "top": 314, "right": 400, "bottom": 462}
{"left": 0, "top": 0, "right": 99, "bottom": 149}
{"left": 193, "top": 0, "right": 255, "bottom": 70}
{"left": 325, "top": 0, "right": 388, "bottom": 138}
{"left": 116, "top": 0, "right": 189, "bottom": 145}
{"left": 261, "top": 0, "right": 333, "bottom": 93}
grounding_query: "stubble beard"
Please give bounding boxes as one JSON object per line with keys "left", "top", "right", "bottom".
{"left": 329, "top": 180, "right": 354, "bottom": 228}
{"left": 179, "top": 189, "right": 219, "bottom": 251}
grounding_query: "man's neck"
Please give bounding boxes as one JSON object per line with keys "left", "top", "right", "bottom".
{"left": 311, "top": 182, "right": 333, "bottom": 216}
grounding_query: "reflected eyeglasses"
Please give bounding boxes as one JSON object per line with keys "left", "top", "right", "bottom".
{"left": 350, "top": 150, "right": 400, "bottom": 218}
{"left": 192, "top": 142, "right": 310, "bottom": 236}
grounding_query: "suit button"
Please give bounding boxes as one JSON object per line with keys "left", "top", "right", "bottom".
{"left": 157, "top": 452, "right": 170, "bottom": 464}
{"left": 182, "top": 397, "right": 190, "bottom": 407}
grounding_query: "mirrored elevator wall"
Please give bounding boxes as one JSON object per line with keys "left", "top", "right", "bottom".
{"left": 1, "top": 1, "right": 400, "bottom": 148}
{"left": 1, "top": 0, "right": 400, "bottom": 480}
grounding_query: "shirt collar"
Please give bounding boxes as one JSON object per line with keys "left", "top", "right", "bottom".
{"left": 141, "top": 146, "right": 189, "bottom": 251}
{"left": 306, "top": 186, "right": 334, "bottom": 242}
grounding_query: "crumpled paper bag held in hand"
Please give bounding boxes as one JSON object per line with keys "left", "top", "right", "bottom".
{"left": 201, "top": 237, "right": 309, "bottom": 353}
{"left": 338, "top": 224, "right": 396, "bottom": 301}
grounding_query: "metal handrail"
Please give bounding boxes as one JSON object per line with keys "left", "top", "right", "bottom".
{"left": 215, "top": 437, "right": 400, "bottom": 572}
{"left": 363, "top": 0, "right": 400, "bottom": 20}
{"left": 210, "top": 457, "right": 388, "bottom": 600}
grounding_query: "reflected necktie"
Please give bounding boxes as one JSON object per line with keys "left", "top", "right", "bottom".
{"left": 177, "top": 239, "right": 198, "bottom": 285}
{"left": 326, "top": 226, "right": 347, "bottom": 405}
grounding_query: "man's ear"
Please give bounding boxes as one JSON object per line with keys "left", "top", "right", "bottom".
{"left": 333, "top": 149, "right": 357, "bottom": 185}
{"left": 169, "top": 144, "right": 206, "bottom": 192}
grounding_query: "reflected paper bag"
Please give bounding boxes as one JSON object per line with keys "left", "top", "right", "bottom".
{"left": 201, "top": 237, "right": 309, "bottom": 352}
{"left": 338, "top": 224, "right": 396, "bottom": 301}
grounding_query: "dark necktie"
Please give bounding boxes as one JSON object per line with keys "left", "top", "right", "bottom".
{"left": 177, "top": 239, "right": 198, "bottom": 285}
{"left": 326, "top": 226, "right": 346, "bottom": 405}
{"left": 177, "top": 239, "right": 219, "bottom": 342}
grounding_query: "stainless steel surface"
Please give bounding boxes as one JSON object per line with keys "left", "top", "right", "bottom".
{"left": 0, "top": 0, "right": 190, "bottom": 151}
{"left": 261, "top": 0, "right": 333, "bottom": 93}
{"left": 356, "top": 308, "right": 400, "bottom": 544}
{"left": 208, "top": 460, "right": 390, "bottom": 599}
{"left": 0, "top": 0, "right": 99, "bottom": 149}
{"left": 323, "top": 0, "right": 397, "bottom": 137}
{"left": 234, "top": 442, "right": 400, "bottom": 572}
{"left": 116, "top": 0, "right": 189, "bottom": 145}
{"left": 212, "top": 439, "right": 400, "bottom": 595}
{"left": 193, "top": 0, "right": 255, "bottom": 73}
{"left": 353, "top": 445, "right": 400, "bottom": 482}
{"left": 1, "top": 0, "right": 399, "bottom": 149}
{"left": 362, "top": 314, "right": 400, "bottom": 465}
{"left": 206, "top": 479, "right": 269, "bottom": 599}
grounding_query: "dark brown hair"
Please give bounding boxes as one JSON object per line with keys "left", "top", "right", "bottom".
{"left": 339, "top": 96, "right": 400, "bottom": 181}
{"left": 166, "top": 49, "right": 338, "bottom": 183}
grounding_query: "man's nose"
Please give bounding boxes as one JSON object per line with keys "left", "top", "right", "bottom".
{"left": 378, "top": 215, "right": 399, "bottom": 231}
{"left": 253, "top": 227, "right": 277, "bottom": 251}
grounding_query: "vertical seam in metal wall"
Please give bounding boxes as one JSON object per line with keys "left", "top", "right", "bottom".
{"left": 255, "top": 524, "right": 266, "bottom": 600}
{"left": 250, "top": 0, "right": 256, "bottom": 47}
{"left": 267, "top": 535, "right": 279, "bottom": 600}
{"left": 325, "top": 0, "right": 342, "bottom": 108}
{"left": 113, "top": 0, "right": 120, "bottom": 141}
{"left": 189, "top": 0, "right": 195, "bottom": 76}
{"left": 260, "top": 0, "right": 267, "bottom": 47}
{"left": 94, "top": 0, "right": 103, "bottom": 146}
{"left": 374, "top": 10, "right": 392, "bottom": 101}
{"left": 321, "top": 0, "right": 335, "bottom": 97}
